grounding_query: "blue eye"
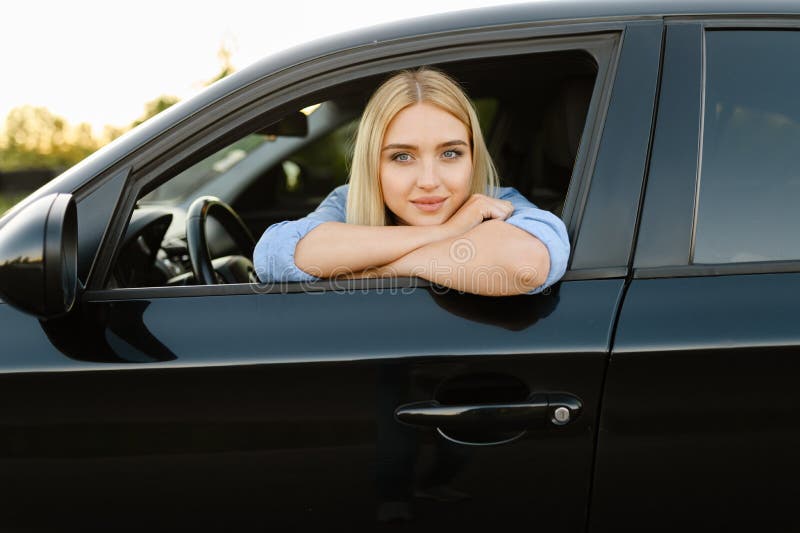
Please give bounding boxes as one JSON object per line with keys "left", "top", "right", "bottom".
{"left": 442, "top": 150, "right": 461, "bottom": 159}
{"left": 393, "top": 153, "right": 411, "bottom": 162}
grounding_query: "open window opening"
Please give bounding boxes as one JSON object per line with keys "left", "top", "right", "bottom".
{"left": 111, "top": 49, "right": 598, "bottom": 289}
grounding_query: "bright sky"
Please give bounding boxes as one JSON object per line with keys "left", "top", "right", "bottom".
{"left": 1, "top": 0, "right": 533, "bottom": 135}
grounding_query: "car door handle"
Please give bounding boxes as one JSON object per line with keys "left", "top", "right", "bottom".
{"left": 394, "top": 393, "right": 582, "bottom": 431}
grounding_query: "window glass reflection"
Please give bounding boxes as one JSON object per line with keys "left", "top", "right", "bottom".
{"left": 694, "top": 30, "right": 800, "bottom": 264}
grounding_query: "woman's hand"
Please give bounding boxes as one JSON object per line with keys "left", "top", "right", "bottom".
{"left": 441, "top": 193, "right": 515, "bottom": 238}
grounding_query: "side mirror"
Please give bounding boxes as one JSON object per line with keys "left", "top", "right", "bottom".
{"left": 0, "top": 193, "right": 78, "bottom": 319}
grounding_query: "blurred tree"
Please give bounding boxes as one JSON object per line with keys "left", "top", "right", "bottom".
{"left": 205, "top": 40, "right": 236, "bottom": 86}
{"left": 0, "top": 40, "right": 236, "bottom": 177}
{"left": 101, "top": 124, "right": 126, "bottom": 144}
{"left": 0, "top": 105, "right": 99, "bottom": 171}
{"left": 130, "top": 94, "right": 180, "bottom": 129}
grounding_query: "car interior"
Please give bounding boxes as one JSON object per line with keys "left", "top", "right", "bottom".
{"left": 111, "top": 49, "right": 598, "bottom": 289}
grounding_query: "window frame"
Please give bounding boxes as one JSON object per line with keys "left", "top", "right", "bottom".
{"left": 83, "top": 23, "right": 624, "bottom": 302}
{"left": 634, "top": 17, "right": 800, "bottom": 280}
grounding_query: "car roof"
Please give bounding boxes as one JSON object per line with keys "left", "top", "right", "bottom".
{"left": 182, "top": 0, "right": 800, "bottom": 113}
{"left": 233, "top": 0, "right": 800, "bottom": 80}
{"left": 5, "top": 0, "right": 797, "bottom": 225}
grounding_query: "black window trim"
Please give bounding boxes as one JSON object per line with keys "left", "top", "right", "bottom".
{"left": 667, "top": 16, "right": 800, "bottom": 29}
{"left": 83, "top": 21, "right": 627, "bottom": 302}
{"left": 84, "top": 265, "right": 631, "bottom": 303}
{"left": 635, "top": 261, "right": 800, "bottom": 280}
{"left": 86, "top": 277, "right": 432, "bottom": 301}
{"left": 567, "top": 20, "right": 663, "bottom": 273}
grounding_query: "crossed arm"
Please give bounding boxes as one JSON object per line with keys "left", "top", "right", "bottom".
{"left": 294, "top": 217, "right": 551, "bottom": 297}
{"left": 255, "top": 187, "right": 568, "bottom": 297}
{"left": 377, "top": 220, "right": 549, "bottom": 296}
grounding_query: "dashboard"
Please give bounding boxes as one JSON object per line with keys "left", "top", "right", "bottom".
{"left": 113, "top": 207, "right": 192, "bottom": 287}
{"left": 113, "top": 205, "right": 254, "bottom": 288}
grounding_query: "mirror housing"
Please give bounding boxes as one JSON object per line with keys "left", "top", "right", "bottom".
{"left": 0, "top": 193, "right": 78, "bottom": 319}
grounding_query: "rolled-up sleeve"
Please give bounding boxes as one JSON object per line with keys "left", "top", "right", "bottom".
{"left": 499, "top": 187, "right": 570, "bottom": 295}
{"left": 253, "top": 184, "right": 348, "bottom": 283}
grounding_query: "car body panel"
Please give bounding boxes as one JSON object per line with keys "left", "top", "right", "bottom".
{"left": 0, "top": 279, "right": 622, "bottom": 530}
{"left": 592, "top": 274, "right": 800, "bottom": 532}
{"left": 591, "top": 20, "right": 800, "bottom": 531}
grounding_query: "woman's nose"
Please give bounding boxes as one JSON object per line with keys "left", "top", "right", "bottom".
{"left": 416, "top": 159, "right": 439, "bottom": 189}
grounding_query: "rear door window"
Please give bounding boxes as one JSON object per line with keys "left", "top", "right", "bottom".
{"left": 693, "top": 30, "right": 800, "bottom": 264}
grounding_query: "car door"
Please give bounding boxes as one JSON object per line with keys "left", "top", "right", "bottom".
{"left": 0, "top": 21, "right": 662, "bottom": 531}
{"left": 590, "top": 21, "right": 800, "bottom": 532}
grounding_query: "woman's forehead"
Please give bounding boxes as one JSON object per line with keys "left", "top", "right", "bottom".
{"left": 383, "top": 102, "right": 469, "bottom": 146}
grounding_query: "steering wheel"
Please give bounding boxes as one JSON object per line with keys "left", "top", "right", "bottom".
{"left": 185, "top": 196, "right": 256, "bottom": 285}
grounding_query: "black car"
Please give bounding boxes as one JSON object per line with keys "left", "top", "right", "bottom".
{"left": 1, "top": 1, "right": 800, "bottom": 530}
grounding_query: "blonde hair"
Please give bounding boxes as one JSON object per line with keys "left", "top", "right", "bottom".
{"left": 345, "top": 67, "right": 499, "bottom": 226}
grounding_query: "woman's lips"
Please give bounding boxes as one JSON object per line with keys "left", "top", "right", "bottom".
{"left": 411, "top": 196, "right": 447, "bottom": 212}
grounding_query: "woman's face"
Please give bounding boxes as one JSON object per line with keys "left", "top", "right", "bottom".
{"left": 379, "top": 102, "right": 473, "bottom": 226}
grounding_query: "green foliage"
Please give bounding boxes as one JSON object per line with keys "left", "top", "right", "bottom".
{"left": 0, "top": 93, "right": 182, "bottom": 175}
{"left": 0, "top": 192, "right": 27, "bottom": 216}
{"left": 130, "top": 95, "right": 180, "bottom": 129}
{"left": 0, "top": 40, "right": 237, "bottom": 207}
{"left": 0, "top": 106, "right": 99, "bottom": 172}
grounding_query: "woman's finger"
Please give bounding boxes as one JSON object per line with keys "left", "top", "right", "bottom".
{"left": 491, "top": 199, "right": 514, "bottom": 220}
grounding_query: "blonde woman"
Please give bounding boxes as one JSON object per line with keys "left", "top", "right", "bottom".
{"left": 254, "top": 68, "right": 569, "bottom": 296}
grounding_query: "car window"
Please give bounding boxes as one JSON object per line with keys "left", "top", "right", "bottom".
{"left": 693, "top": 30, "right": 800, "bottom": 264}
{"left": 141, "top": 135, "right": 269, "bottom": 204}
{"left": 112, "top": 51, "right": 598, "bottom": 289}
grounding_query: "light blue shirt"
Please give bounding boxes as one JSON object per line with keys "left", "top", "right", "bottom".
{"left": 253, "top": 185, "right": 570, "bottom": 294}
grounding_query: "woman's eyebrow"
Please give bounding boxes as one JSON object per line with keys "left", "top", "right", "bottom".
{"left": 381, "top": 140, "right": 468, "bottom": 151}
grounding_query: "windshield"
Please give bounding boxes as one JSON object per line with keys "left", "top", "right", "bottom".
{"left": 140, "top": 134, "right": 269, "bottom": 204}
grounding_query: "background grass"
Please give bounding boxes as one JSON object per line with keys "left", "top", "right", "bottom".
{"left": 0, "top": 193, "right": 27, "bottom": 216}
